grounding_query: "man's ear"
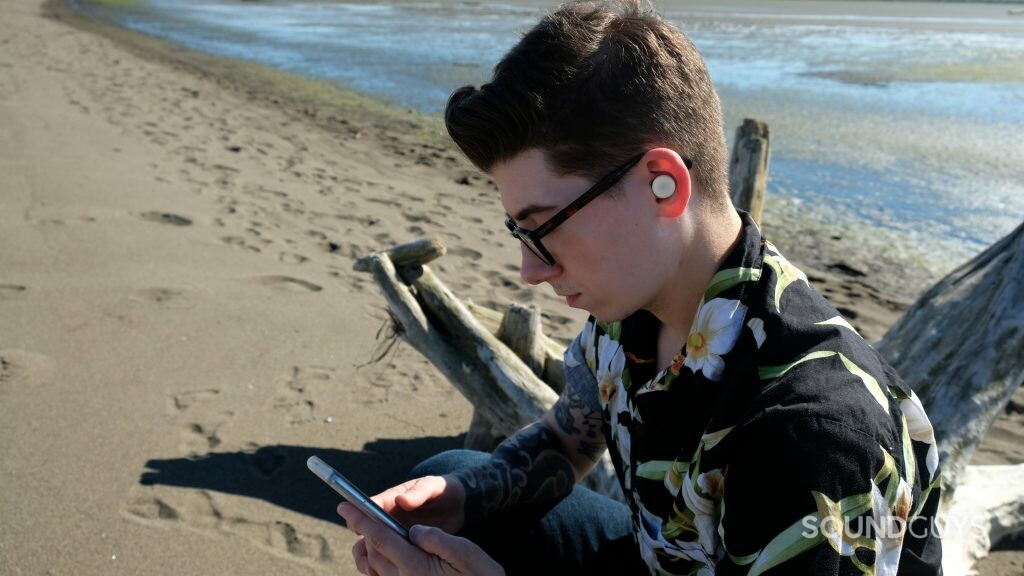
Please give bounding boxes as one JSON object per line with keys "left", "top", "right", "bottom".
{"left": 644, "top": 148, "right": 691, "bottom": 219}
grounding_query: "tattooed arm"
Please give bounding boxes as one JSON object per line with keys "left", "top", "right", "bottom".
{"left": 452, "top": 331, "right": 606, "bottom": 525}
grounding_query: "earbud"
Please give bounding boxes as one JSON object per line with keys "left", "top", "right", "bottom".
{"left": 651, "top": 175, "right": 676, "bottom": 199}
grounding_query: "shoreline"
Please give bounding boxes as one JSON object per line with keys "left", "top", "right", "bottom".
{"left": 1, "top": 2, "right": 1019, "bottom": 575}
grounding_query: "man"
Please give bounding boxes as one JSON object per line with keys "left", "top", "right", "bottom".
{"left": 339, "top": 1, "right": 943, "bottom": 574}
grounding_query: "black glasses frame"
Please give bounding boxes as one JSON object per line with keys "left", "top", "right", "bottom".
{"left": 504, "top": 152, "right": 692, "bottom": 266}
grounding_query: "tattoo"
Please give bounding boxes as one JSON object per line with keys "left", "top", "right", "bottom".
{"left": 553, "top": 365, "right": 605, "bottom": 460}
{"left": 454, "top": 422, "right": 576, "bottom": 525}
{"left": 578, "top": 440, "right": 604, "bottom": 461}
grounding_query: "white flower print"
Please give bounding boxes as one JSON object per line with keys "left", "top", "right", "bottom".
{"left": 900, "top": 390, "right": 940, "bottom": 480}
{"left": 635, "top": 499, "right": 713, "bottom": 574}
{"left": 565, "top": 319, "right": 597, "bottom": 372}
{"left": 683, "top": 298, "right": 748, "bottom": 382}
{"left": 682, "top": 471, "right": 720, "bottom": 557}
{"left": 747, "top": 317, "right": 767, "bottom": 349}
{"left": 595, "top": 333, "right": 627, "bottom": 413}
{"left": 871, "top": 479, "right": 911, "bottom": 576}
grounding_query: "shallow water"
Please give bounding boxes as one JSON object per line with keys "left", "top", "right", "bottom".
{"left": 72, "top": 0, "right": 1024, "bottom": 295}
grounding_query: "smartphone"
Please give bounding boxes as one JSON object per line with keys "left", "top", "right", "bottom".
{"left": 307, "top": 455, "right": 410, "bottom": 541}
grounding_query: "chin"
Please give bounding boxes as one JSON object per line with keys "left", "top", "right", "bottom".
{"left": 587, "top": 305, "right": 633, "bottom": 324}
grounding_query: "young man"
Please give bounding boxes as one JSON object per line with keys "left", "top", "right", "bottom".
{"left": 339, "top": 1, "right": 943, "bottom": 574}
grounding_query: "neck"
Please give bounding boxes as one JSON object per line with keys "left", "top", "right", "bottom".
{"left": 648, "top": 208, "right": 743, "bottom": 344}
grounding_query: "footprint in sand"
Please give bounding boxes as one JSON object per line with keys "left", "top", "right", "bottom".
{"left": 141, "top": 211, "right": 192, "bottom": 226}
{"left": 179, "top": 412, "right": 233, "bottom": 456}
{"left": 0, "top": 284, "right": 27, "bottom": 300}
{"left": 241, "top": 444, "right": 287, "bottom": 478}
{"left": 124, "top": 490, "right": 335, "bottom": 563}
{"left": 273, "top": 366, "right": 331, "bottom": 426}
{"left": 221, "top": 235, "right": 261, "bottom": 253}
{"left": 253, "top": 276, "right": 322, "bottom": 293}
{"left": 278, "top": 252, "right": 309, "bottom": 265}
{"left": 0, "top": 350, "right": 54, "bottom": 392}
{"left": 131, "top": 287, "right": 184, "bottom": 304}
{"left": 449, "top": 247, "right": 483, "bottom": 262}
{"left": 169, "top": 388, "right": 221, "bottom": 412}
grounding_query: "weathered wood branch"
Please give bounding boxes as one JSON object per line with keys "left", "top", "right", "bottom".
{"left": 876, "top": 220, "right": 1024, "bottom": 495}
{"left": 357, "top": 241, "right": 622, "bottom": 500}
{"left": 728, "top": 118, "right": 770, "bottom": 223}
{"left": 407, "top": 266, "right": 558, "bottom": 435}
{"left": 465, "top": 300, "right": 566, "bottom": 393}
{"left": 496, "top": 303, "right": 546, "bottom": 377}
{"left": 465, "top": 303, "right": 546, "bottom": 452}
{"left": 943, "top": 464, "right": 1024, "bottom": 576}
{"left": 353, "top": 237, "right": 446, "bottom": 272}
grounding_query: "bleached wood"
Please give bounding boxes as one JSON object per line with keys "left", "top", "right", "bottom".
{"left": 877, "top": 220, "right": 1024, "bottom": 494}
{"left": 942, "top": 464, "right": 1024, "bottom": 576}
{"left": 465, "top": 300, "right": 566, "bottom": 394}
{"left": 728, "top": 118, "right": 770, "bottom": 223}
{"left": 408, "top": 266, "right": 558, "bottom": 434}
{"left": 353, "top": 237, "right": 446, "bottom": 272}
{"left": 465, "top": 303, "right": 546, "bottom": 451}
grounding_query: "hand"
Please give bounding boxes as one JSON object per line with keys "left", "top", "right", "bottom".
{"left": 361, "top": 475, "right": 466, "bottom": 534}
{"left": 340, "top": 503, "right": 504, "bottom": 576}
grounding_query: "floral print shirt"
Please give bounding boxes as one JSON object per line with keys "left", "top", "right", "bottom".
{"left": 564, "top": 213, "right": 942, "bottom": 575}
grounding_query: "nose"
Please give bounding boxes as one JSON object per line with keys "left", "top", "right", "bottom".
{"left": 520, "top": 245, "right": 561, "bottom": 285}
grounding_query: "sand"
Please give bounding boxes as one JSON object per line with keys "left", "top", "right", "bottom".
{"left": 0, "top": 1, "right": 1019, "bottom": 574}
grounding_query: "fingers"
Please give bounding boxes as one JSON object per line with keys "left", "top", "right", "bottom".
{"left": 410, "top": 525, "right": 504, "bottom": 575}
{"left": 357, "top": 513, "right": 433, "bottom": 575}
{"left": 408, "top": 524, "right": 467, "bottom": 567}
{"left": 338, "top": 502, "right": 365, "bottom": 533}
{"left": 366, "top": 540, "right": 400, "bottom": 576}
{"left": 352, "top": 539, "right": 369, "bottom": 575}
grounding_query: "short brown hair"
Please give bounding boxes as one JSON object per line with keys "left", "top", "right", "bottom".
{"left": 445, "top": 0, "right": 729, "bottom": 208}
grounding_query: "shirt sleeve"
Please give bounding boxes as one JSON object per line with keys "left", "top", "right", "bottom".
{"left": 714, "top": 414, "right": 902, "bottom": 576}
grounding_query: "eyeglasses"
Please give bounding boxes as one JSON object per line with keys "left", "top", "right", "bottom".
{"left": 504, "top": 152, "right": 692, "bottom": 266}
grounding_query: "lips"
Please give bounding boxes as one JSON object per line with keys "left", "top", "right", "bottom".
{"left": 565, "top": 293, "right": 581, "bottom": 307}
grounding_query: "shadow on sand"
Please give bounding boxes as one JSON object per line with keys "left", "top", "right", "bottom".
{"left": 138, "top": 435, "right": 465, "bottom": 525}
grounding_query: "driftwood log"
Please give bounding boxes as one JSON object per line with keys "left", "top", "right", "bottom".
{"left": 728, "top": 118, "right": 770, "bottom": 223}
{"left": 874, "top": 220, "right": 1024, "bottom": 574}
{"left": 353, "top": 247, "right": 622, "bottom": 500}
{"left": 876, "top": 220, "right": 1024, "bottom": 494}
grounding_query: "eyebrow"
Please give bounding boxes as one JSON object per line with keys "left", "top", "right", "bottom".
{"left": 509, "top": 203, "right": 557, "bottom": 223}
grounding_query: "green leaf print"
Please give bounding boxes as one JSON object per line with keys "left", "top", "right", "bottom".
{"left": 704, "top": 267, "right": 762, "bottom": 301}
{"left": 762, "top": 254, "right": 805, "bottom": 312}
{"left": 636, "top": 460, "right": 676, "bottom": 481}
{"left": 816, "top": 315, "right": 858, "bottom": 334}
{"left": 838, "top": 353, "right": 889, "bottom": 414}
{"left": 597, "top": 321, "right": 623, "bottom": 341}
{"left": 759, "top": 352, "right": 891, "bottom": 416}
{"left": 757, "top": 350, "right": 837, "bottom": 380}
{"left": 664, "top": 502, "right": 698, "bottom": 540}
{"left": 745, "top": 515, "right": 823, "bottom": 576}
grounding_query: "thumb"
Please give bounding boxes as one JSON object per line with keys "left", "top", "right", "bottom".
{"left": 394, "top": 479, "right": 438, "bottom": 510}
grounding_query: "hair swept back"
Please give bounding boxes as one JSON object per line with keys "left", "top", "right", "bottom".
{"left": 444, "top": 0, "right": 729, "bottom": 208}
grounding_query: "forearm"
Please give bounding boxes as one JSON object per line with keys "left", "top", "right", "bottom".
{"left": 452, "top": 418, "right": 577, "bottom": 525}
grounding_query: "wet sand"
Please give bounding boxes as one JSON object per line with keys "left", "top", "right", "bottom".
{"left": 0, "top": 1, "right": 1019, "bottom": 574}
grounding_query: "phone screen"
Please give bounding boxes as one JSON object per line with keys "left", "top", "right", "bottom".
{"left": 307, "top": 455, "right": 410, "bottom": 541}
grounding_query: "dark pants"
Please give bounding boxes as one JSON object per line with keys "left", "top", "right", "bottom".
{"left": 410, "top": 449, "right": 648, "bottom": 576}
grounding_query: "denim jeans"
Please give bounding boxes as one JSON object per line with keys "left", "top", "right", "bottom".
{"left": 410, "top": 449, "right": 648, "bottom": 576}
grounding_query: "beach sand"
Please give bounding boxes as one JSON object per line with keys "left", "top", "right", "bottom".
{"left": 0, "top": 1, "right": 1019, "bottom": 574}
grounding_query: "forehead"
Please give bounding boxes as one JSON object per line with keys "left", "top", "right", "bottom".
{"left": 491, "top": 149, "right": 590, "bottom": 218}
